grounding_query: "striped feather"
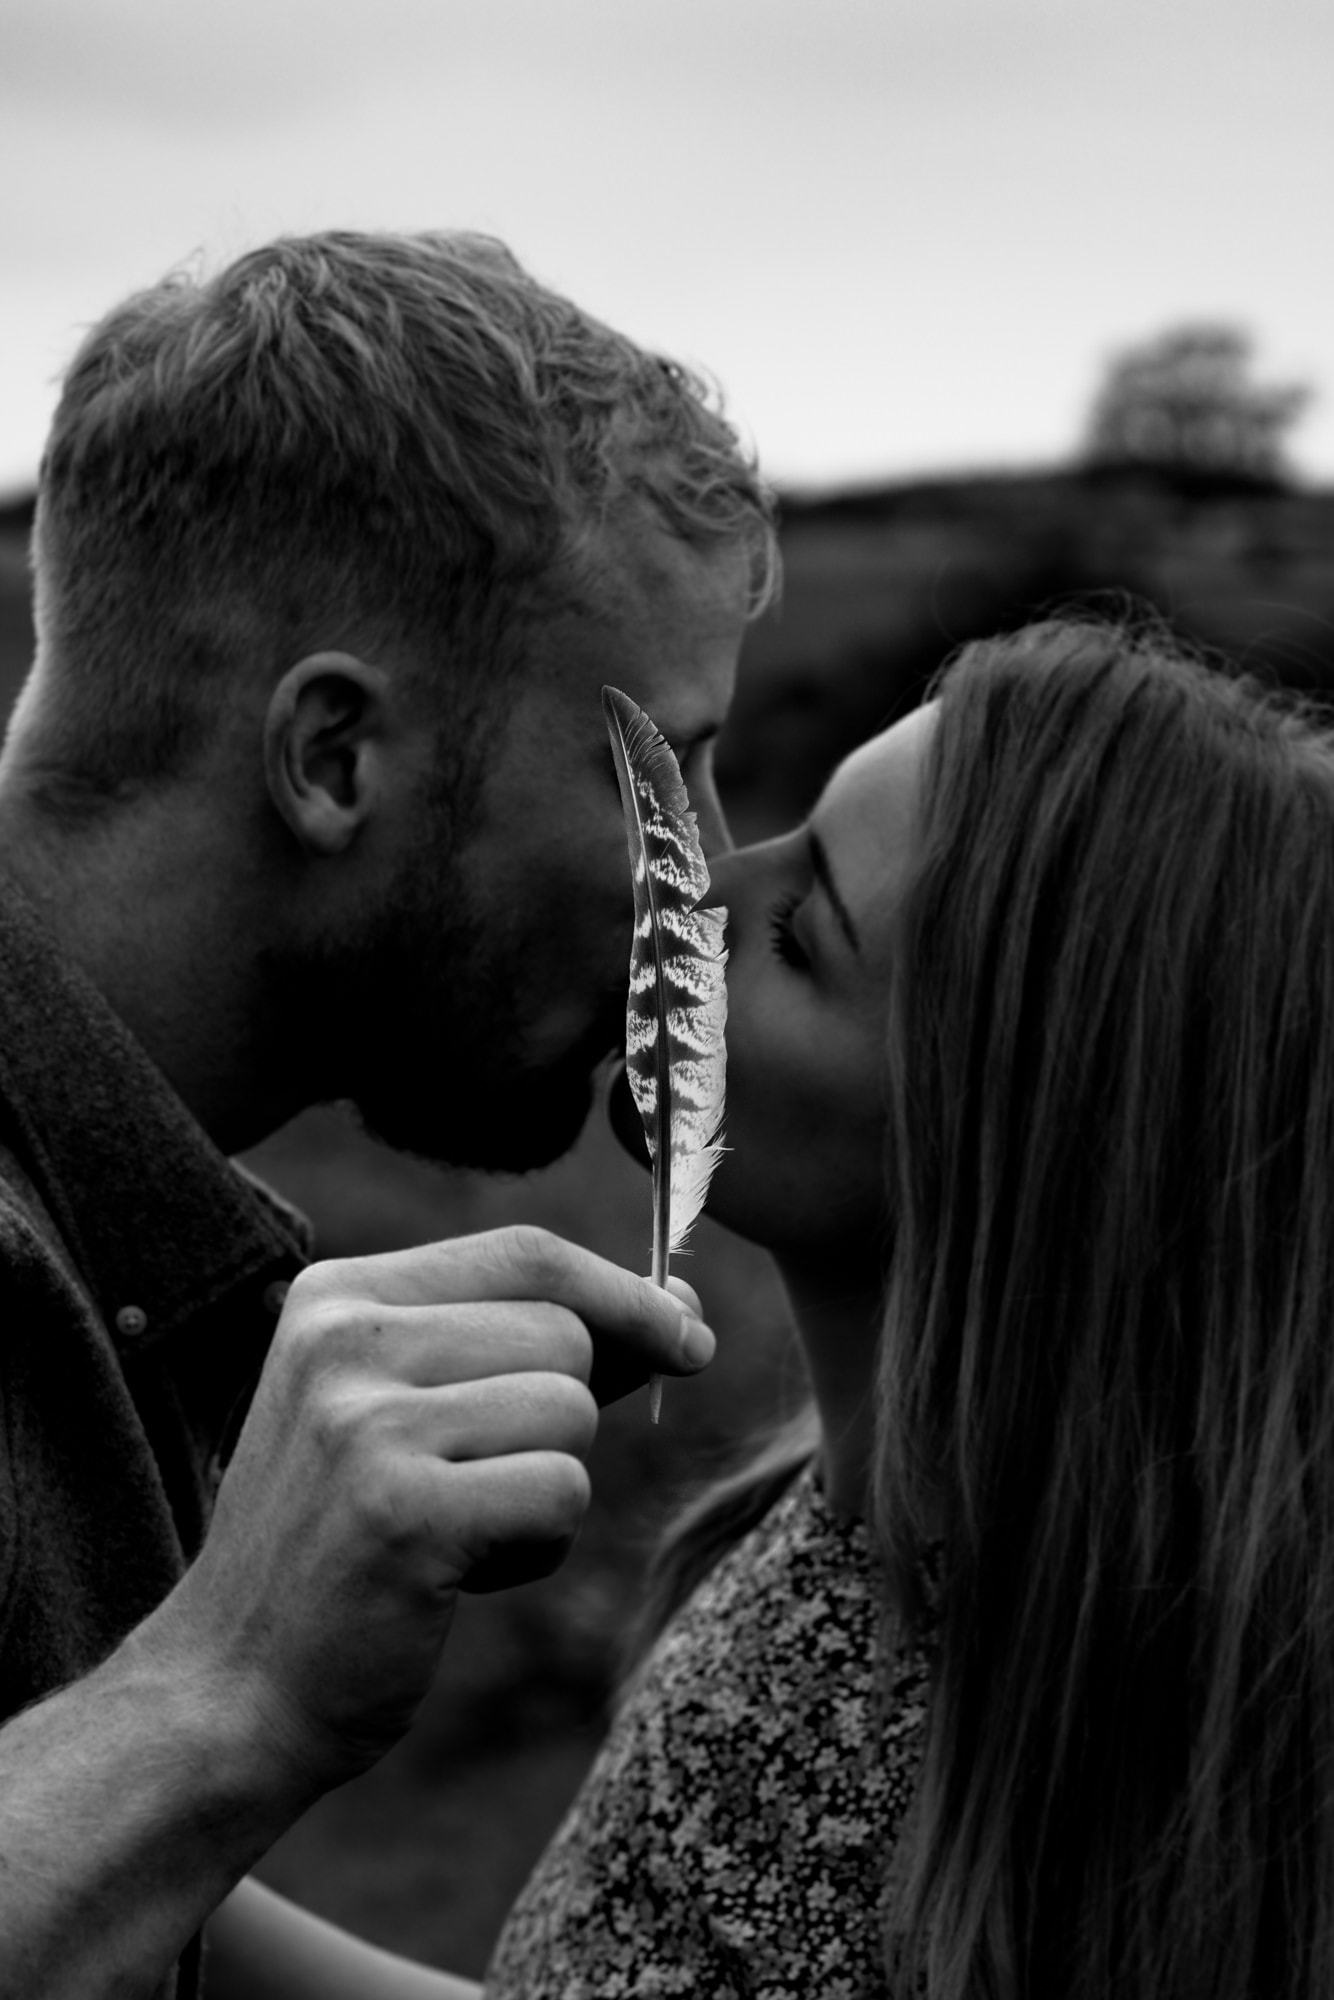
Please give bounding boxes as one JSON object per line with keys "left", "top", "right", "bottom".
{"left": 603, "top": 685, "right": 727, "bottom": 1419}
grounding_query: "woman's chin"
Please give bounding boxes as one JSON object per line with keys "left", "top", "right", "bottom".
{"left": 605, "top": 1063, "right": 760, "bottom": 1244}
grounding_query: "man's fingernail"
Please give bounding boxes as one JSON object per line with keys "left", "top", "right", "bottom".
{"left": 679, "top": 1314, "right": 715, "bottom": 1367}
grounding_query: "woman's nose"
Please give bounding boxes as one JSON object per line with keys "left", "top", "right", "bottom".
{"left": 707, "top": 833, "right": 795, "bottom": 922}
{"left": 706, "top": 846, "right": 744, "bottom": 906}
{"left": 692, "top": 773, "right": 734, "bottom": 861}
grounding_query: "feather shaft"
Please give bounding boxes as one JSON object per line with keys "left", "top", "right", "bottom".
{"left": 603, "top": 685, "right": 728, "bottom": 1421}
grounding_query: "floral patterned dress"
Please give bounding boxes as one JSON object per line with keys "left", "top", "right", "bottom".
{"left": 484, "top": 1463, "right": 932, "bottom": 1999}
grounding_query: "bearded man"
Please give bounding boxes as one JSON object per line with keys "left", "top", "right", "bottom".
{"left": 0, "top": 229, "right": 776, "bottom": 1997}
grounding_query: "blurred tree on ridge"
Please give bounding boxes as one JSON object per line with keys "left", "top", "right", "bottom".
{"left": 1083, "top": 324, "right": 1312, "bottom": 483}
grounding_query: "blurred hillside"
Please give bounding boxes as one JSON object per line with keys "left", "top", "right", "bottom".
{"left": 6, "top": 464, "right": 1334, "bottom": 840}
{"left": 719, "top": 465, "right": 1334, "bottom": 842}
{"left": 3, "top": 465, "right": 1334, "bottom": 1971}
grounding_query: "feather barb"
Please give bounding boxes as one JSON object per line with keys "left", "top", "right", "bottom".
{"left": 603, "top": 685, "right": 727, "bottom": 1421}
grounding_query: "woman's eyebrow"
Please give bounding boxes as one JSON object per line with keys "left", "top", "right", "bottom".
{"left": 809, "top": 828, "right": 862, "bottom": 953}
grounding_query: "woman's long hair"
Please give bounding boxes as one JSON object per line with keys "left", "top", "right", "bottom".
{"left": 877, "top": 619, "right": 1334, "bottom": 1998}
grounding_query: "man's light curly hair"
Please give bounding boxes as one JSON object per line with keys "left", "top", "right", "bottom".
{"left": 25, "top": 230, "right": 777, "bottom": 809}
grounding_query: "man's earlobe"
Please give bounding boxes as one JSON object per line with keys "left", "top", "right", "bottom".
{"left": 263, "top": 653, "right": 389, "bottom": 856}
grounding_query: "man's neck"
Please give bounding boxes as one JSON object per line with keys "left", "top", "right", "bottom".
{"left": 0, "top": 791, "right": 308, "bottom": 1154}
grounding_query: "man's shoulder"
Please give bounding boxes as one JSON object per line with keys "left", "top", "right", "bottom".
{"left": 0, "top": 1123, "right": 198, "bottom": 1720}
{"left": 0, "top": 1128, "right": 87, "bottom": 1301}
{"left": 0, "top": 875, "right": 308, "bottom": 1337}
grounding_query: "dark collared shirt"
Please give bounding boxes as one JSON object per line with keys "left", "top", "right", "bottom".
{"left": 0, "top": 875, "right": 308, "bottom": 1996}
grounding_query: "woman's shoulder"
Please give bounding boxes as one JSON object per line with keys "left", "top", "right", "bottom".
{"left": 668, "top": 1460, "right": 865, "bottom": 1613}
{"left": 633, "top": 1462, "right": 922, "bottom": 1725}
{"left": 486, "top": 1465, "right": 929, "bottom": 1999}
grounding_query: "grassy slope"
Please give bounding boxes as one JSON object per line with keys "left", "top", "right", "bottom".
{"left": 2, "top": 468, "right": 1334, "bottom": 1970}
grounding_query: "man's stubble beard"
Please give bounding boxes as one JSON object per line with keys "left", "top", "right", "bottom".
{"left": 326, "top": 853, "right": 622, "bottom": 1174}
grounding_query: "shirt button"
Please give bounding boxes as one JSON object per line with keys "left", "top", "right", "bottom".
{"left": 114, "top": 1304, "right": 149, "bottom": 1340}
{"left": 262, "top": 1280, "right": 291, "bottom": 1317}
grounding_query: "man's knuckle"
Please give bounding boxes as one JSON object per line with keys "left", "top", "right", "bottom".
{"left": 306, "top": 1377, "right": 366, "bottom": 1458}
{"left": 279, "top": 1264, "right": 322, "bottom": 1321}
{"left": 501, "top": 1223, "right": 572, "bottom": 1291}
{"left": 359, "top": 1463, "right": 425, "bottom": 1556}
{"left": 284, "top": 1258, "right": 359, "bottom": 1309}
{"left": 282, "top": 1295, "right": 356, "bottom": 1372}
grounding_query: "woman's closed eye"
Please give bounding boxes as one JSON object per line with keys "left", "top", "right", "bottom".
{"left": 768, "top": 893, "right": 809, "bottom": 969}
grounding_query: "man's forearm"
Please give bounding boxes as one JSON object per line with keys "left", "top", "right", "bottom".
{"left": 0, "top": 1617, "right": 313, "bottom": 1998}
{"left": 0, "top": 1236, "right": 711, "bottom": 1996}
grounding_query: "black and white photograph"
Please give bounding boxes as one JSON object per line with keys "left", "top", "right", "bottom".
{"left": 1, "top": 3, "right": 1332, "bottom": 1994}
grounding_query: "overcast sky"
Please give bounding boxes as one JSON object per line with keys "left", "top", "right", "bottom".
{"left": 2, "top": 0, "right": 1330, "bottom": 496}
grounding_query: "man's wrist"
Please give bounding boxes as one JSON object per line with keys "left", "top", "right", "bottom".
{"left": 109, "top": 1611, "right": 325, "bottom": 1847}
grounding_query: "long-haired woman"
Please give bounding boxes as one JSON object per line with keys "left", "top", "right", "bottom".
{"left": 487, "top": 617, "right": 1334, "bottom": 1999}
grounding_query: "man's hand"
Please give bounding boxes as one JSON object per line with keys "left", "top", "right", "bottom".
{"left": 0, "top": 1226, "right": 712, "bottom": 1997}
{"left": 153, "top": 1225, "right": 713, "bottom": 1795}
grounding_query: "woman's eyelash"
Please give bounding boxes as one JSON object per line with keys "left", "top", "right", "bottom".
{"left": 768, "top": 893, "right": 809, "bottom": 968}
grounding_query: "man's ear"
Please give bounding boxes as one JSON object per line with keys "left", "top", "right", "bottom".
{"left": 263, "top": 652, "right": 392, "bottom": 856}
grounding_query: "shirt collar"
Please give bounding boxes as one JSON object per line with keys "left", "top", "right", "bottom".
{"left": 0, "top": 873, "right": 308, "bottom": 1346}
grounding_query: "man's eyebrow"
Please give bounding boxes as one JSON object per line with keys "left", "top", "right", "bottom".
{"left": 809, "top": 828, "right": 861, "bottom": 954}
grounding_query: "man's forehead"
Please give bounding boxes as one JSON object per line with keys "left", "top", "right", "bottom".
{"left": 528, "top": 516, "right": 748, "bottom": 731}
{"left": 581, "top": 502, "right": 750, "bottom": 628}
